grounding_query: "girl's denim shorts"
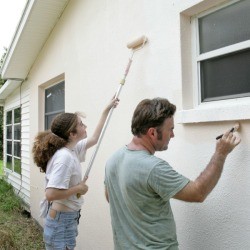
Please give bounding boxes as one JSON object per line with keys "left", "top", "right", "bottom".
{"left": 44, "top": 209, "right": 81, "bottom": 250}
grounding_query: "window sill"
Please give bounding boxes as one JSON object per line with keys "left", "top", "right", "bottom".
{"left": 4, "top": 168, "right": 21, "bottom": 178}
{"left": 176, "top": 99, "right": 250, "bottom": 124}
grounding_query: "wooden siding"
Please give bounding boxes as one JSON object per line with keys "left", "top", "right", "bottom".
{"left": 4, "top": 84, "right": 30, "bottom": 207}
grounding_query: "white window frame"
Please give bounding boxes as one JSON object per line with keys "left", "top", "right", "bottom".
{"left": 177, "top": 0, "right": 250, "bottom": 124}
{"left": 5, "top": 106, "right": 21, "bottom": 175}
{"left": 195, "top": 0, "right": 250, "bottom": 104}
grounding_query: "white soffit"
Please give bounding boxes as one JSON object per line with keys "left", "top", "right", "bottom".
{"left": 0, "top": 80, "right": 21, "bottom": 98}
{"left": 0, "top": 80, "right": 22, "bottom": 105}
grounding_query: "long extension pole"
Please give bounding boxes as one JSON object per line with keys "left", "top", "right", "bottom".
{"left": 77, "top": 35, "right": 148, "bottom": 198}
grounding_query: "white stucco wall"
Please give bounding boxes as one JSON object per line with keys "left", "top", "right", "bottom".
{"left": 26, "top": 0, "right": 250, "bottom": 249}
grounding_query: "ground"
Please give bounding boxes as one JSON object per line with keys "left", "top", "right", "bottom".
{"left": 0, "top": 178, "right": 44, "bottom": 250}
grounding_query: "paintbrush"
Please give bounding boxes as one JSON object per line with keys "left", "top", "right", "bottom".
{"left": 216, "top": 123, "right": 240, "bottom": 140}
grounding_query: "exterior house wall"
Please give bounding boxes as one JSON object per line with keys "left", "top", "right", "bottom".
{"left": 2, "top": 0, "right": 249, "bottom": 249}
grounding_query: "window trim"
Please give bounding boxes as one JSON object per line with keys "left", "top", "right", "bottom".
{"left": 5, "top": 107, "right": 21, "bottom": 175}
{"left": 177, "top": 0, "right": 250, "bottom": 124}
{"left": 176, "top": 97, "right": 250, "bottom": 123}
{"left": 195, "top": 0, "right": 250, "bottom": 104}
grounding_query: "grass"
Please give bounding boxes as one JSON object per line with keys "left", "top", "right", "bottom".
{"left": 0, "top": 160, "right": 3, "bottom": 176}
{"left": 0, "top": 177, "right": 44, "bottom": 250}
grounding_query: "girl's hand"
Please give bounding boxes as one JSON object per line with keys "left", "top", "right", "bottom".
{"left": 105, "top": 95, "right": 120, "bottom": 112}
{"left": 77, "top": 180, "right": 88, "bottom": 195}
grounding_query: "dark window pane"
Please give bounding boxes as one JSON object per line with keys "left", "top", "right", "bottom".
{"left": 14, "top": 108, "right": 21, "bottom": 123}
{"left": 6, "top": 156, "right": 12, "bottom": 170}
{"left": 6, "top": 126, "right": 12, "bottom": 139}
{"left": 14, "top": 158, "right": 21, "bottom": 174}
{"left": 7, "top": 141, "right": 12, "bottom": 154}
{"left": 14, "top": 142, "right": 21, "bottom": 157}
{"left": 45, "top": 113, "right": 63, "bottom": 130}
{"left": 201, "top": 49, "right": 250, "bottom": 102}
{"left": 6, "top": 111, "right": 12, "bottom": 124}
{"left": 45, "top": 81, "right": 65, "bottom": 113}
{"left": 199, "top": 0, "right": 250, "bottom": 53}
{"left": 14, "top": 124, "right": 21, "bottom": 140}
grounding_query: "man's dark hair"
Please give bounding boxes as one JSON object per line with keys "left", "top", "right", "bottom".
{"left": 131, "top": 98, "right": 176, "bottom": 136}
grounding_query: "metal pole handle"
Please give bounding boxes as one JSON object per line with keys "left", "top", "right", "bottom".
{"left": 83, "top": 83, "right": 123, "bottom": 179}
{"left": 76, "top": 56, "right": 133, "bottom": 198}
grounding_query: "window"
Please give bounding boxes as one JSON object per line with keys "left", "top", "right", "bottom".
{"left": 45, "top": 81, "right": 65, "bottom": 129}
{"left": 195, "top": 0, "right": 250, "bottom": 102}
{"left": 6, "top": 107, "right": 21, "bottom": 174}
{"left": 178, "top": 0, "right": 250, "bottom": 123}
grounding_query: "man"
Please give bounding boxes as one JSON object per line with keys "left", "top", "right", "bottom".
{"left": 104, "top": 98, "right": 241, "bottom": 250}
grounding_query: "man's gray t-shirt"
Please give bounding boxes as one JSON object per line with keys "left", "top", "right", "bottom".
{"left": 105, "top": 146, "right": 189, "bottom": 250}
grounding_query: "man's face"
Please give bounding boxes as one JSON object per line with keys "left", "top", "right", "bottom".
{"left": 154, "top": 117, "right": 174, "bottom": 151}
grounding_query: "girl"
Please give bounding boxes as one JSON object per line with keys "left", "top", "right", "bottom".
{"left": 32, "top": 97, "right": 119, "bottom": 250}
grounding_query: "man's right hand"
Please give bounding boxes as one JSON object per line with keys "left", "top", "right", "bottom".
{"left": 216, "top": 128, "right": 241, "bottom": 156}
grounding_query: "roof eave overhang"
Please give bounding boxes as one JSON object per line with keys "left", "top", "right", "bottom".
{"left": 0, "top": 0, "right": 70, "bottom": 101}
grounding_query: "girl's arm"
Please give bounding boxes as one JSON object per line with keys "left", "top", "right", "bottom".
{"left": 45, "top": 180, "right": 88, "bottom": 201}
{"left": 86, "top": 97, "right": 119, "bottom": 149}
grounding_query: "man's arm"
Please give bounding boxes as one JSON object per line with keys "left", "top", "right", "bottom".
{"left": 174, "top": 129, "right": 241, "bottom": 202}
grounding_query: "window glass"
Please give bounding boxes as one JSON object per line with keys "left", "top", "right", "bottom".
{"left": 6, "top": 111, "right": 12, "bottom": 124}
{"left": 6, "top": 126, "right": 12, "bottom": 139}
{"left": 14, "top": 108, "right": 21, "bottom": 123}
{"left": 201, "top": 49, "right": 250, "bottom": 101}
{"left": 196, "top": 0, "right": 250, "bottom": 102}
{"left": 6, "top": 156, "right": 12, "bottom": 170}
{"left": 199, "top": 0, "right": 250, "bottom": 53}
{"left": 14, "top": 142, "right": 21, "bottom": 157}
{"left": 45, "top": 113, "right": 63, "bottom": 130}
{"left": 14, "top": 158, "right": 21, "bottom": 174}
{"left": 45, "top": 81, "right": 65, "bottom": 129}
{"left": 7, "top": 141, "right": 12, "bottom": 154}
{"left": 45, "top": 81, "right": 65, "bottom": 113}
{"left": 14, "top": 124, "right": 21, "bottom": 140}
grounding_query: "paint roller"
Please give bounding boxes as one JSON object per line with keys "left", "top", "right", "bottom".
{"left": 77, "top": 35, "right": 148, "bottom": 198}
